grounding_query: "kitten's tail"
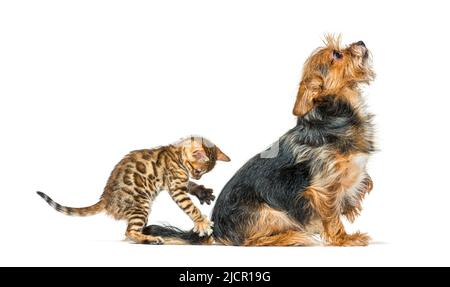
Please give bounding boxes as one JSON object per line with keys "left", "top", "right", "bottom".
{"left": 36, "top": 191, "right": 105, "bottom": 216}
{"left": 142, "top": 225, "right": 214, "bottom": 245}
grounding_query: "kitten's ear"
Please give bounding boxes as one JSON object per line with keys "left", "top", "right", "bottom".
{"left": 216, "top": 147, "right": 231, "bottom": 162}
{"left": 192, "top": 149, "right": 209, "bottom": 161}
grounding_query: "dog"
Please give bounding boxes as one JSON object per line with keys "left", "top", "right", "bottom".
{"left": 144, "top": 35, "right": 375, "bottom": 246}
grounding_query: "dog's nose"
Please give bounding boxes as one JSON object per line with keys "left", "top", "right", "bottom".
{"left": 356, "top": 41, "right": 366, "bottom": 47}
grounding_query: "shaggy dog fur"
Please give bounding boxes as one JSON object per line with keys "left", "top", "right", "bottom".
{"left": 144, "top": 35, "right": 376, "bottom": 246}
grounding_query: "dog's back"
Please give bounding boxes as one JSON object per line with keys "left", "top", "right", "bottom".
{"left": 211, "top": 126, "right": 314, "bottom": 245}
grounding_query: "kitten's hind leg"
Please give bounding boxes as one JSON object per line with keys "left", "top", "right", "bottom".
{"left": 125, "top": 211, "right": 163, "bottom": 244}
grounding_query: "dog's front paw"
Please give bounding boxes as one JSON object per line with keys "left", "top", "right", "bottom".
{"left": 329, "top": 232, "right": 371, "bottom": 246}
{"left": 190, "top": 185, "right": 215, "bottom": 205}
{"left": 193, "top": 217, "right": 214, "bottom": 237}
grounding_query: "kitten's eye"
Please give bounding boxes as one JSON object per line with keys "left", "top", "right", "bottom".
{"left": 192, "top": 150, "right": 207, "bottom": 161}
{"left": 332, "top": 50, "right": 343, "bottom": 60}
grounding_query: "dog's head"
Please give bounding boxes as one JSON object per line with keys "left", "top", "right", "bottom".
{"left": 293, "top": 35, "right": 375, "bottom": 117}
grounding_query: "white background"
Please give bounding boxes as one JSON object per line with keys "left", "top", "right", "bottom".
{"left": 1, "top": 0, "right": 449, "bottom": 267}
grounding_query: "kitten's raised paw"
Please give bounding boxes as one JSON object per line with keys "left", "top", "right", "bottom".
{"left": 193, "top": 218, "right": 214, "bottom": 237}
{"left": 191, "top": 185, "right": 215, "bottom": 205}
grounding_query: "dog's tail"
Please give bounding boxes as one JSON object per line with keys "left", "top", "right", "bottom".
{"left": 36, "top": 191, "right": 105, "bottom": 216}
{"left": 142, "top": 225, "right": 213, "bottom": 245}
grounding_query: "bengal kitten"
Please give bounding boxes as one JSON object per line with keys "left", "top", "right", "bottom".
{"left": 37, "top": 136, "right": 230, "bottom": 244}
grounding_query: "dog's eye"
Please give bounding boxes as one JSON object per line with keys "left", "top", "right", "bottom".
{"left": 332, "top": 50, "right": 343, "bottom": 60}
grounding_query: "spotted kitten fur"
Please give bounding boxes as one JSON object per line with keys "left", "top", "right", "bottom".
{"left": 37, "top": 136, "right": 230, "bottom": 244}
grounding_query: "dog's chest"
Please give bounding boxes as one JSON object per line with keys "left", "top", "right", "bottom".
{"left": 340, "top": 153, "right": 369, "bottom": 203}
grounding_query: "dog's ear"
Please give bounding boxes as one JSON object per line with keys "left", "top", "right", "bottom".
{"left": 292, "top": 76, "right": 323, "bottom": 117}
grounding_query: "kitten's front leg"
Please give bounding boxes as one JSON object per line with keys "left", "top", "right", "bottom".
{"left": 169, "top": 182, "right": 213, "bottom": 237}
{"left": 187, "top": 181, "right": 215, "bottom": 205}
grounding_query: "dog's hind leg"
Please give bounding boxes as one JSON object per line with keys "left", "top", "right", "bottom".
{"left": 244, "top": 230, "right": 315, "bottom": 246}
{"left": 241, "top": 204, "right": 317, "bottom": 246}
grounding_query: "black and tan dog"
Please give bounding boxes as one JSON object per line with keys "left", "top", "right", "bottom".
{"left": 144, "top": 35, "right": 376, "bottom": 246}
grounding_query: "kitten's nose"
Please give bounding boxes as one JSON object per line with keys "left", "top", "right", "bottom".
{"left": 192, "top": 169, "right": 202, "bottom": 179}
